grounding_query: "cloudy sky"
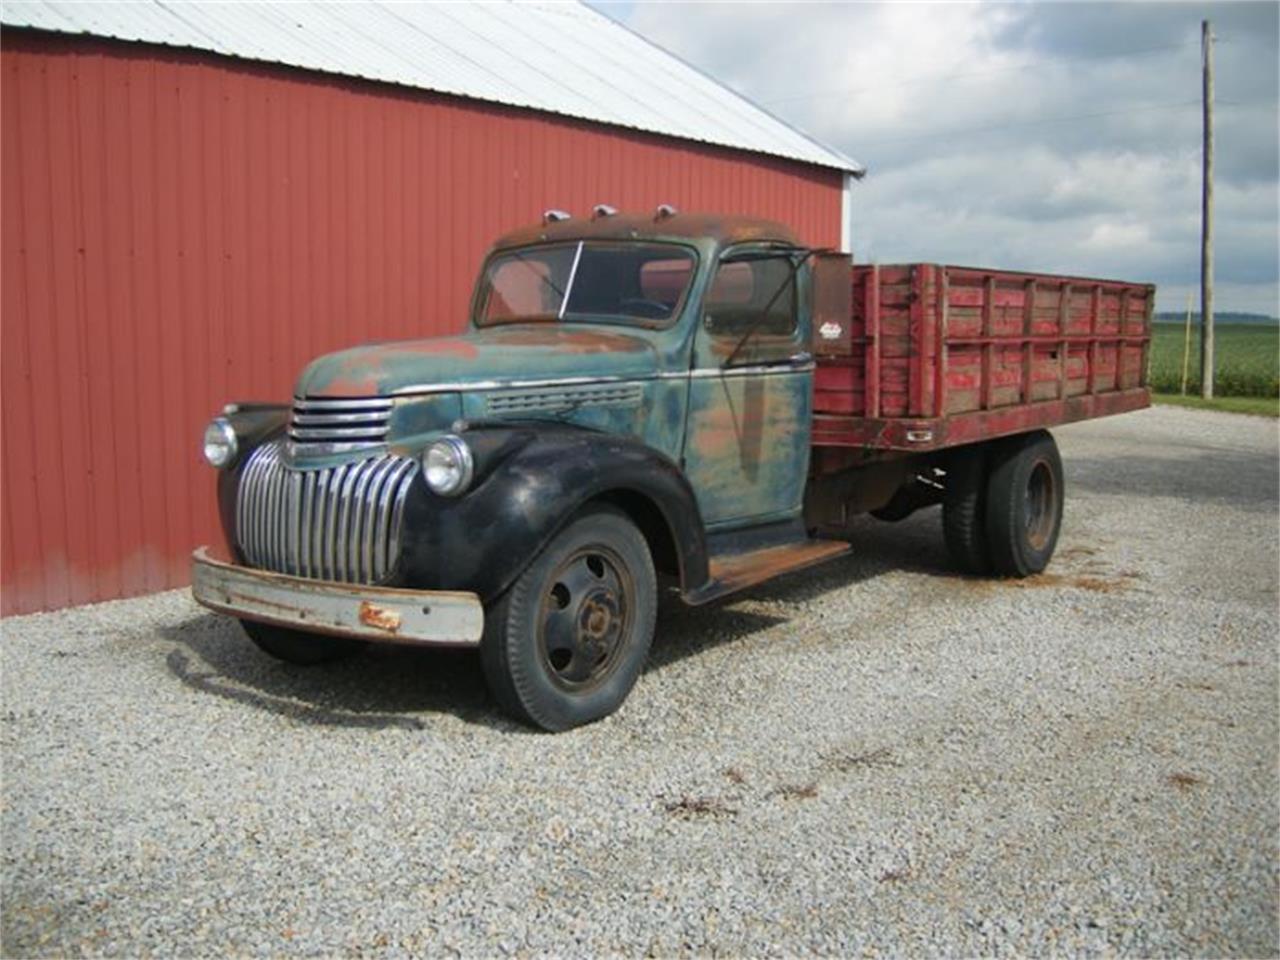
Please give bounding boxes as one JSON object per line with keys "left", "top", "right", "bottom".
{"left": 597, "top": 2, "right": 1279, "bottom": 315}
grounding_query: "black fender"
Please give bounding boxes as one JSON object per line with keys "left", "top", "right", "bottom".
{"left": 394, "top": 425, "right": 709, "bottom": 604}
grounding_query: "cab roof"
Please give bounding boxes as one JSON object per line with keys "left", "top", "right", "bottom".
{"left": 490, "top": 212, "right": 803, "bottom": 252}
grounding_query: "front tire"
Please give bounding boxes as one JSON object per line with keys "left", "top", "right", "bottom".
{"left": 480, "top": 506, "right": 657, "bottom": 731}
{"left": 983, "top": 430, "right": 1065, "bottom": 577}
{"left": 240, "top": 620, "right": 365, "bottom": 665}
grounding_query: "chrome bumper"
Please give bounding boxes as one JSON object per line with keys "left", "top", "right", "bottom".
{"left": 190, "top": 547, "right": 484, "bottom": 646}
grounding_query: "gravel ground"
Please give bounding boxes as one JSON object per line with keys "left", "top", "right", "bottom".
{"left": 3, "top": 405, "right": 1277, "bottom": 957}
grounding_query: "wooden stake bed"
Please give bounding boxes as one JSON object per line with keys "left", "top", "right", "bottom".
{"left": 811, "top": 263, "right": 1155, "bottom": 452}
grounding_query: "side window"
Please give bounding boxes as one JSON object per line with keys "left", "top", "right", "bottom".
{"left": 703, "top": 254, "right": 800, "bottom": 362}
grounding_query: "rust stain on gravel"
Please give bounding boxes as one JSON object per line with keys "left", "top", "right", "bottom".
{"left": 1013, "top": 572, "right": 1139, "bottom": 593}
{"left": 663, "top": 796, "right": 739, "bottom": 820}
{"left": 767, "top": 782, "right": 819, "bottom": 801}
{"left": 954, "top": 570, "right": 1145, "bottom": 595}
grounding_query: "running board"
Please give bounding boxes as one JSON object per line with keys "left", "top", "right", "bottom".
{"left": 684, "top": 539, "right": 850, "bottom": 606}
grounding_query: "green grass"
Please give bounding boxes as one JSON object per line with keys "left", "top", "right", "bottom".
{"left": 1152, "top": 392, "right": 1279, "bottom": 417}
{"left": 1149, "top": 322, "right": 1278, "bottom": 398}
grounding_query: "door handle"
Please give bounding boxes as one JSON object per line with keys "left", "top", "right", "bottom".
{"left": 789, "top": 351, "right": 813, "bottom": 366}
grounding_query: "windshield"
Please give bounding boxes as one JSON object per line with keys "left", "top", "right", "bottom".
{"left": 476, "top": 241, "right": 697, "bottom": 327}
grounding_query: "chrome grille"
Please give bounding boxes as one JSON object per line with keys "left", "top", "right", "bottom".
{"left": 289, "top": 396, "right": 392, "bottom": 453}
{"left": 235, "top": 440, "right": 418, "bottom": 584}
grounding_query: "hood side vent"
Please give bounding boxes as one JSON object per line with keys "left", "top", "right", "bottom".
{"left": 486, "top": 382, "right": 643, "bottom": 415}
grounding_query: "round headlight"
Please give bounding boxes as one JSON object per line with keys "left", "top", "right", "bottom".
{"left": 422, "top": 435, "right": 474, "bottom": 497}
{"left": 202, "top": 417, "right": 238, "bottom": 468}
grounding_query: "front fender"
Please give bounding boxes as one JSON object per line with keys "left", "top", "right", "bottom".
{"left": 395, "top": 425, "right": 709, "bottom": 604}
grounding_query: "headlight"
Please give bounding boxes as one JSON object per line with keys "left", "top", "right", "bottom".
{"left": 202, "top": 417, "right": 238, "bottom": 468}
{"left": 422, "top": 435, "right": 473, "bottom": 496}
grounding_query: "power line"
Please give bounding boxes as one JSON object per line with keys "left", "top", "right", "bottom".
{"left": 761, "top": 40, "right": 1200, "bottom": 105}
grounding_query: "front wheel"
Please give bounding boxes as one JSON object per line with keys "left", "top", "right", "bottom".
{"left": 480, "top": 506, "right": 656, "bottom": 731}
{"left": 983, "top": 430, "right": 1065, "bottom": 577}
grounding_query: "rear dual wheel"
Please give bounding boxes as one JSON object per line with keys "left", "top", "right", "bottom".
{"left": 985, "top": 430, "right": 1065, "bottom": 576}
{"left": 943, "top": 446, "right": 991, "bottom": 574}
{"left": 943, "top": 430, "right": 1064, "bottom": 577}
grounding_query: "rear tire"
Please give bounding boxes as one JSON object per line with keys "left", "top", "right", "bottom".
{"left": 241, "top": 620, "right": 365, "bottom": 665}
{"left": 984, "top": 430, "right": 1064, "bottom": 577}
{"left": 942, "top": 445, "right": 992, "bottom": 575}
{"left": 481, "top": 506, "right": 656, "bottom": 732}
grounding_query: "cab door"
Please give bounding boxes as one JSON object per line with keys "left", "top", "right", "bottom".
{"left": 681, "top": 247, "right": 813, "bottom": 529}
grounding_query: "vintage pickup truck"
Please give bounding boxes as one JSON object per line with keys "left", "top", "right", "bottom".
{"left": 193, "top": 208, "right": 1153, "bottom": 730}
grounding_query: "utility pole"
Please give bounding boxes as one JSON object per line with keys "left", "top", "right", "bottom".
{"left": 1200, "top": 19, "right": 1215, "bottom": 399}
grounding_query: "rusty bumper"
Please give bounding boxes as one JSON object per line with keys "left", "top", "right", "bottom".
{"left": 190, "top": 547, "right": 484, "bottom": 646}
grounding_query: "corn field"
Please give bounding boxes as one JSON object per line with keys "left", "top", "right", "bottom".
{"left": 1149, "top": 322, "right": 1279, "bottom": 397}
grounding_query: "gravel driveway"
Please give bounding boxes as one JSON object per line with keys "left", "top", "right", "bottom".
{"left": 3, "top": 405, "right": 1277, "bottom": 957}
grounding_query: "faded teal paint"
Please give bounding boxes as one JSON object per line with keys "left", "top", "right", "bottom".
{"left": 679, "top": 250, "right": 815, "bottom": 527}
{"left": 386, "top": 392, "right": 464, "bottom": 455}
{"left": 296, "top": 325, "right": 663, "bottom": 398}
{"left": 681, "top": 372, "right": 813, "bottom": 527}
{"left": 287, "top": 217, "right": 816, "bottom": 526}
{"left": 454, "top": 377, "right": 688, "bottom": 462}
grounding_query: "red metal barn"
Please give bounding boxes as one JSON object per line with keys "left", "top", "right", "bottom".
{"left": 0, "top": 2, "right": 861, "bottom": 615}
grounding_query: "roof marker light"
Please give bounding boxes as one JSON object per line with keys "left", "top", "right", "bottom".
{"left": 655, "top": 203, "right": 678, "bottom": 220}
{"left": 591, "top": 204, "right": 618, "bottom": 219}
{"left": 542, "top": 209, "right": 571, "bottom": 224}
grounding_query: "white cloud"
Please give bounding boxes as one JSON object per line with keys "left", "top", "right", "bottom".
{"left": 1081, "top": 221, "right": 1153, "bottom": 250}
{"left": 612, "top": 1, "right": 1279, "bottom": 315}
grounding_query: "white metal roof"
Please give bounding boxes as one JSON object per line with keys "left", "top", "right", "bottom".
{"left": 0, "top": 1, "right": 862, "bottom": 174}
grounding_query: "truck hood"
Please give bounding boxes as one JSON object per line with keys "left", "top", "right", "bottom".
{"left": 295, "top": 324, "right": 660, "bottom": 398}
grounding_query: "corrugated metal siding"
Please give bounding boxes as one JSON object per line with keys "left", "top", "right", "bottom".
{"left": 0, "top": 33, "right": 844, "bottom": 615}
{"left": 0, "top": 0, "right": 861, "bottom": 173}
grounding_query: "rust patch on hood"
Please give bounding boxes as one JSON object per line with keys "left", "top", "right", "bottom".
{"left": 369, "top": 337, "right": 480, "bottom": 359}
{"left": 483, "top": 326, "right": 650, "bottom": 353}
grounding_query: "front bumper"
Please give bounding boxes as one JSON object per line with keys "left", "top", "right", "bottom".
{"left": 190, "top": 547, "right": 484, "bottom": 646}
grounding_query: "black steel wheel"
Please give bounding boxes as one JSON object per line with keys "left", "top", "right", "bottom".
{"left": 983, "top": 430, "right": 1065, "bottom": 577}
{"left": 240, "top": 620, "right": 365, "bottom": 665}
{"left": 481, "top": 506, "right": 656, "bottom": 731}
{"left": 942, "top": 445, "right": 992, "bottom": 575}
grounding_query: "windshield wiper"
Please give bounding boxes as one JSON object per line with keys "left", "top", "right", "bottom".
{"left": 557, "top": 242, "right": 584, "bottom": 320}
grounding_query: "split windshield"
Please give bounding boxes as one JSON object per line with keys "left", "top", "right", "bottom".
{"left": 475, "top": 241, "right": 697, "bottom": 327}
